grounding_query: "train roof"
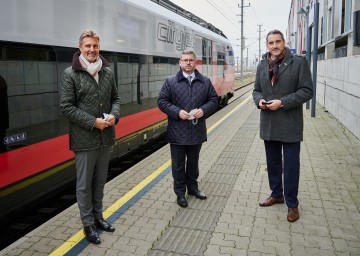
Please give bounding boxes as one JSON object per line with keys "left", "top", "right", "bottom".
{"left": 0, "top": 0, "right": 231, "bottom": 57}
{"left": 150, "top": 0, "right": 227, "bottom": 39}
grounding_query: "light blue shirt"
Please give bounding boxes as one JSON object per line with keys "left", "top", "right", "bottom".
{"left": 182, "top": 72, "right": 195, "bottom": 82}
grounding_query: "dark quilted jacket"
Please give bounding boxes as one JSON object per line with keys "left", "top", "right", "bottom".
{"left": 60, "top": 52, "right": 121, "bottom": 151}
{"left": 158, "top": 69, "right": 218, "bottom": 145}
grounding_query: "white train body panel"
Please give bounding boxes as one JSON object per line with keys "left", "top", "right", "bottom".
{"left": 0, "top": 0, "right": 229, "bottom": 57}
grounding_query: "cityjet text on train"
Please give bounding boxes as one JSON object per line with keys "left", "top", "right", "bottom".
{"left": 157, "top": 20, "right": 194, "bottom": 51}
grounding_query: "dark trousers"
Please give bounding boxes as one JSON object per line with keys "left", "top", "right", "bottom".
{"left": 264, "top": 140, "right": 300, "bottom": 208}
{"left": 170, "top": 144, "right": 202, "bottom": 196}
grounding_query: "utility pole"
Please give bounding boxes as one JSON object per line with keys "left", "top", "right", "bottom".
{"left": 246, "top": 47, "right": 248, "bottom": 71}
{"left": 311, "top": 0, "right": 319, "bottom": 117}
{"left": 237, "top": 0, "right": 250, "bottom": 81}
{"left": 257, "top": 24, "right": 264, "bottom": 64}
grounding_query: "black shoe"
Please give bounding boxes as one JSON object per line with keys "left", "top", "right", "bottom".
{"left": 177, "top": 196, "right": 188, "bottom": 207}
{"left": 95, "top": 218, "right": 115, "bottom": 232}
{"left": 188, "top": 189, "right": 207, "bottom": 200}
{"left": 84, "top": 225, "right": 100, "bottom": 244}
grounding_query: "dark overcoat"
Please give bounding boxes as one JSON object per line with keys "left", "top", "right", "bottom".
{"left": 252, "top": 48, "right": 313, "bottom": 142}
{"left": 158, "top": 69, "right": 218, "bottom": 145}
{"left": 60, "top": 52, "right": 121, "bottom": 151}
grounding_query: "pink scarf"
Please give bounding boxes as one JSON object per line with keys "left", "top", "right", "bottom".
{"left": 79, "top": 54, "right": 102, "bottom": 83}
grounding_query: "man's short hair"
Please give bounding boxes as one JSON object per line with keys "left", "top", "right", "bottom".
{"left": 266, "top": 29, "right": 285, "bottom": 42}
{"left": 79, "top": 29, "right": 100, "bottom": 46}
{"left": 181, "top": 50, "right": 197, "bottom": 60}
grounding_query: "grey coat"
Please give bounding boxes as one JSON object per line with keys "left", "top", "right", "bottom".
{"left": 158, "top": 69, "right": 218, "bottom": 145}
{"left": 60, "top": 52, "right": 121, "bottom": 151}
{"left": 252, "top": 48, "right": 313, "bottom": 142}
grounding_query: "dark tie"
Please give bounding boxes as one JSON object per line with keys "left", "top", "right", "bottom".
{"left": 187, "top": 75, "right": 192, "bottom": 84}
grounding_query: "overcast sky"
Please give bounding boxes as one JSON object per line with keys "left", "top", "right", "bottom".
{"left": 170, "top": 0, "right": 292, "bottom": 63}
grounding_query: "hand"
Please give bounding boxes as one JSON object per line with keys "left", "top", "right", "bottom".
{"left": 94, "top": 117, "right": 112, "bottom": 131}
{"left": 179, "top": 110, "right": 190, "bottom": 120}
{"left": 193, "top": 108, "right": 204, "bottom": 118}
{"left": 259, "top": 99, "right": 268, "bottom": 109}
{"left": 106, "top": 114, "right": 116, "bottom": 126}
{"left": 266, "top": 99, "right": 282, "bottom": 110}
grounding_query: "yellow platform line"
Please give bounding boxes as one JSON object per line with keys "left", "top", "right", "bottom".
{"left": 49, "top": 95, "right": 252, "bottom": 256}
{"left": 207, "top": 95, "right": 252, "bottom": 134}
{"left": 49, "top": 160, "right": 171, "bottom": 256}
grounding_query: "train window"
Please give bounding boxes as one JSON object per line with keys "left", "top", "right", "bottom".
{"left": 209, "top": 42, "right": 213, "bottom": 61}
{"left": 101, "top": 52, "right": 116, "bottom": 63}
{"left": 5, "top": 46, "right": 56, "bottom": 61}
{"left": 202, "top": 39, "right": 212, "bottom": 65}
{"left": 153, "top": 57, "right": 178, "bottom": 64}
{"left": 217, "top": 53, "right": 225, "bottom": 65}
{"left": 98, "top": 54, "right": 138, "bottom": 64}
{"left": 54, "top": 47, "right": 75, "bottom": 62}
{"left": 202, "top": 40, "right": 208, "bottom": 64}
{"left": 169, "top": 58, "right": 179, "bottom": 65}
{"left": 129, "top": 56, "right": 139, "bottom": 63}
{"left": 118, "top": 55, "right": 129, "bottom": 63}
{"left": 154, "top": 57, "right": 168, "bottom": 64}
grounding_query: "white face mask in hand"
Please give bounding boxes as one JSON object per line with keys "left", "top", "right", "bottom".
{"left": 188, "top": 109, "right": 198, "bottom": 125}
{"left": 103, "top": 113, "right": 110, "bottom": 120}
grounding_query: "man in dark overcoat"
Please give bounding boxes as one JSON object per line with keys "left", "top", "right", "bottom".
{"left": 252, "top": 29, "right": 313, "bottom": 222}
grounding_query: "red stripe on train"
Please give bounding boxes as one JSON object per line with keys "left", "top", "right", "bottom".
{"left": 0, "top": 108, "right": 166, "bottom": 188}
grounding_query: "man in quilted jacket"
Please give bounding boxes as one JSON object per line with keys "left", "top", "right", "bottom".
{"left": 60, "top": 29, "right": 120, "bottom": 244}
{"left": 158, "top": 50, "right": 218, "bottom": 208}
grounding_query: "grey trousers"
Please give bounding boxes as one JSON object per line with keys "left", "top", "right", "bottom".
{"left": 74, "top": 146, "right": 111, "bottom": 227}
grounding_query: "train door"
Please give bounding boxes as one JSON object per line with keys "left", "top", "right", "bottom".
{"left": 202, "top": 38, "right": 212, "bottom": 78}
{"left": 216, "top": 44, "right": 226, "bottom": 84}
{"left": 112, "top": 54, "right": 141, "bottom": 117}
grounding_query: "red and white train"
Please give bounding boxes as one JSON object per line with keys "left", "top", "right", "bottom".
{"left": 0, "top": 0, "right": 235, "bottom": 219}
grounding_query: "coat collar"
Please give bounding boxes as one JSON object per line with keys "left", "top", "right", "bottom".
{"left": 261, "top": 47, "right": 294, "bottom": 82}
{"left": 71, "top": 51, "right": 110, "bottom": 71}
{"left": 175, "top": 69, "right": 205, "bottom": 83}
{"left": 277, "top": 47, "right": 293, "bottom": 75}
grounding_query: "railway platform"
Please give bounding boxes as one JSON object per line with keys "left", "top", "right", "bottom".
{"left": 1, "top": 91, "right": 360, "bottom": 256}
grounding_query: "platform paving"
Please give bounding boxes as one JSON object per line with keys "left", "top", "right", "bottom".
{"left": 1, "top": 96, "right": 360, "bottom": 256}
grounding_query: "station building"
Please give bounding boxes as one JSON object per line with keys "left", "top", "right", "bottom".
{"left": 287, "top": 0, "right": 360, "bottom": 139}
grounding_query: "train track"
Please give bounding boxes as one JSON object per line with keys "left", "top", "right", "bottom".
{"left": 0, "top": 135, "right": 167, "bottom": 251}
{"left": 0, "top": 83, "right": 254, "bottom": 251}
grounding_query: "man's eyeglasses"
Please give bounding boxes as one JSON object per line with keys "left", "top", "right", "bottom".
{"left": 181, "top": 59, "right": 195, "bottom": 63}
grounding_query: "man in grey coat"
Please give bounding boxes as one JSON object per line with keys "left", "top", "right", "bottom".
{"left": 61, "top": 29, "right": 120, "bottom": 244}
{"left": 158, "top": 50, "right": 218, "bottom": 208}
{"left": 252, "top": 29, "right": 313, "bottom": 222}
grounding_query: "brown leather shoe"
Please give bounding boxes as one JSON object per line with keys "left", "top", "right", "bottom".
{"left": 259, "top": 196, "right": 285, "bottom": 207}
{"left": 287, "top": 208, "right": 299, "bottom": 222}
